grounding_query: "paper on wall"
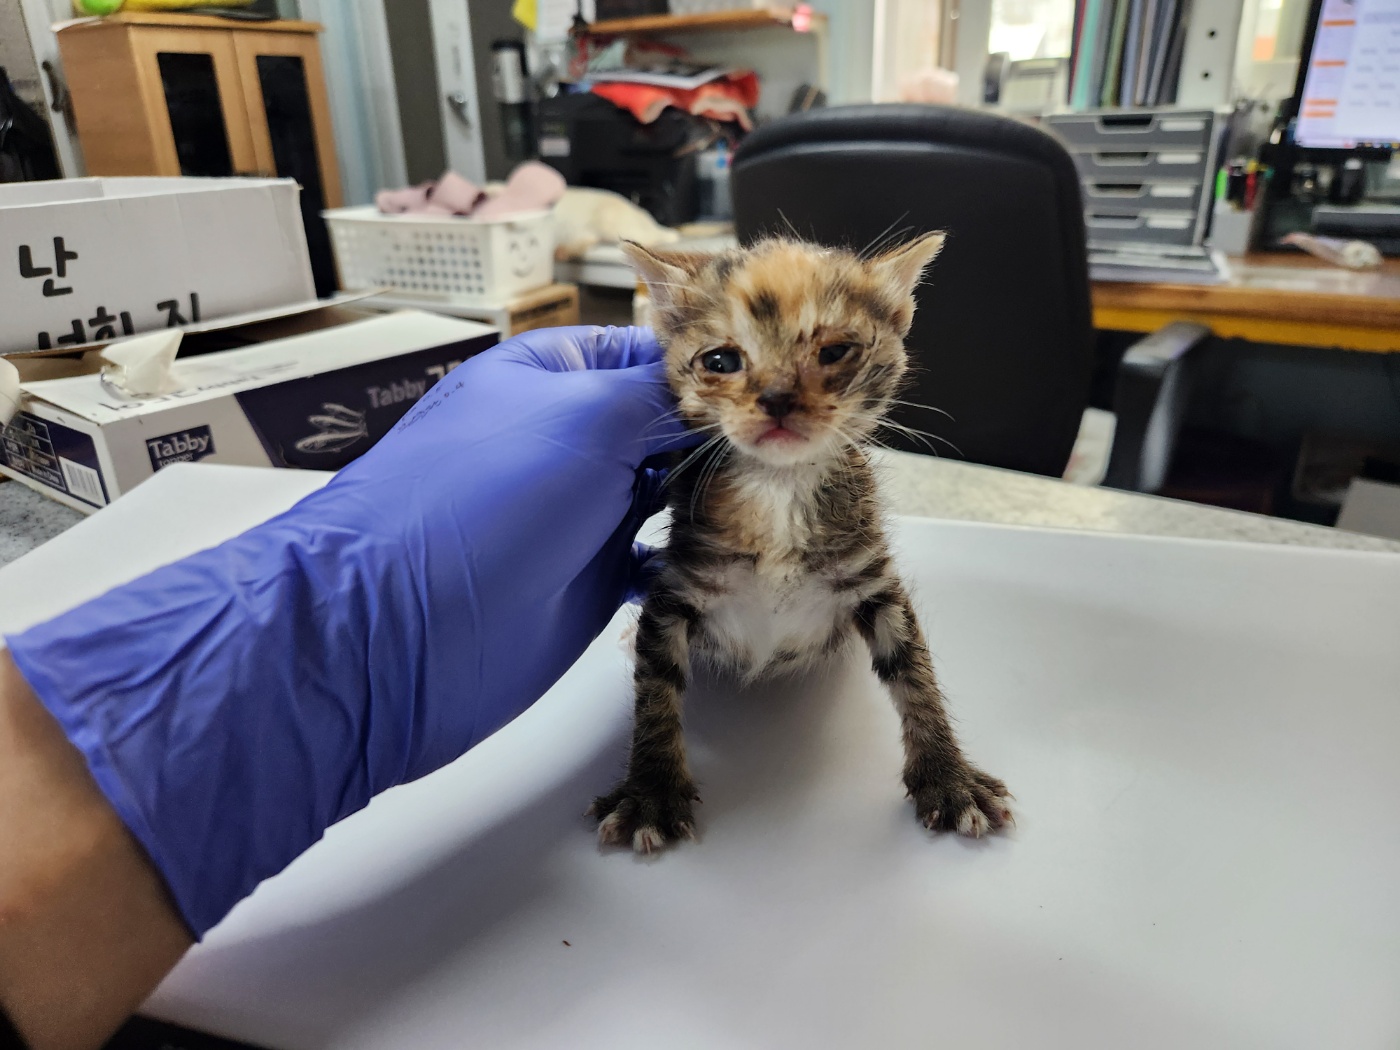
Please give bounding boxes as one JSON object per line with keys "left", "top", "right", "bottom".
{"left": 534, "top": 0, "right": 593, "bottom": 42}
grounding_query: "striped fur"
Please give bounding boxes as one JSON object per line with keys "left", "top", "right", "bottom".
{"left": 592, "top": 236, "right": 1011, "bottom": 853}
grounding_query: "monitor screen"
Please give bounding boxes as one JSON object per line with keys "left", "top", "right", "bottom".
{"left": 1294, "top": 0, "right": 1400, "bottom": 151}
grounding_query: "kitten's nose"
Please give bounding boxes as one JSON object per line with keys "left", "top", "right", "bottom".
{"left": 757, "top": 390, "right": 798, "bottom": 419}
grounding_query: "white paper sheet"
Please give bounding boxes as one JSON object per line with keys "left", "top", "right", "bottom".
{"left": 2, "top": 464, "right": 1398, "bottom": 1049}
{"left": 535, "top": 0, "right": 595, "bottom": 42}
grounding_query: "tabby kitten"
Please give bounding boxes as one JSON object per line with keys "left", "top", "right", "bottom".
{"left": 591, "top": 235, "right": 1012, "bottom": 853}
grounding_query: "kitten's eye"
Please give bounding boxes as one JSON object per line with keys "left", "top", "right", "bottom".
{"left": 819, "top": 343, "right": 854, "bottom": 365}
{"left": 699, "top": 348, "right": 743, "bottom": 374}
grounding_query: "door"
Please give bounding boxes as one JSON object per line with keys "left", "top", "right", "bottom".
{"left": 427, "top": 0, "right": 487, "bottom": 184}
{"left": 128, "top": 26, "right": 258, "bottom": 177}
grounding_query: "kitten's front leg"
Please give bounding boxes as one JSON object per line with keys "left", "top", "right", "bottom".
{"left": 854, "top": 583, "right": 1013, "bottom": 837}
{"left": 591, "top": 589, "right": 699, "bottom": 854}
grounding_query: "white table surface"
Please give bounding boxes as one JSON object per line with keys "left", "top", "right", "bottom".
{"left": 2, "top": 464, "right": 1398, "bottom": 1049}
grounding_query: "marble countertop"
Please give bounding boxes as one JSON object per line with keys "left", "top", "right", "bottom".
{"left": 1, "top": 478, "right": 85, "bottom": 567}
{"left": 3, "top": 453, "right": 1398, "bottom": 569}
{"left": 869, "top": 451, "right": 1400, "bottom": 553}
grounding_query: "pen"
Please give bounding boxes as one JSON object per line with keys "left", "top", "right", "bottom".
{"left": 1228, "top": 161, "right": 1247, "bottom": 204}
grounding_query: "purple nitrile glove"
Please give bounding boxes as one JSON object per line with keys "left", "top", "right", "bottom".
{"left": 4, "top": 325, "right": 689, "bottom": 936}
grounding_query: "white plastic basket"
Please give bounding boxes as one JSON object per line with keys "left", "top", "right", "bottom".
{"left": 322, "top": 206, "right": 555, "bottom": 304}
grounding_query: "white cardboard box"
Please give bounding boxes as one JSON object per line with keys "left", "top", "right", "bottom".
{"left": 0, "top": 311, "right": 496, "bottom": 513}
{"left": 0, "top": 177, "right": 317, "bottom": 355}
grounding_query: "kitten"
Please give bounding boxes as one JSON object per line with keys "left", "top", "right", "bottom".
{"left": 591, "top": 235, "right": 1012, "bottom": 853}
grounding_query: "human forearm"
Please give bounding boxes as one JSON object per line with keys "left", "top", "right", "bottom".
{"left": 0, "top": 650, "right": 192, "bottom": 1050}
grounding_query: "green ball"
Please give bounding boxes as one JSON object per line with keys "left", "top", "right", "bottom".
{"left": 75, "top": 0, "right": 124, "bottom": 14}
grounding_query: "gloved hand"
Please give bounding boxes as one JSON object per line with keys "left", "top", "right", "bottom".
{"left": 3, "top": 325, "right": 688, "bottom": 937}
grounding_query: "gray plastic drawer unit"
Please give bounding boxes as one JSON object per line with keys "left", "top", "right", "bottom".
{"left": 1043, "top": 108, "right": 1221, "bottom": 251}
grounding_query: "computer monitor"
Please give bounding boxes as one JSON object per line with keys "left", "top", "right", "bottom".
{"left": 1290, "top": 0, "right": 1400, "bottom": 153}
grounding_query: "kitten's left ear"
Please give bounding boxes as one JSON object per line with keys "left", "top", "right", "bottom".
{"left": 868, "top": 231, "right": 947, "bottom": 301}
{"left": 621, "top": 241, "right": 712, "bottom": 311}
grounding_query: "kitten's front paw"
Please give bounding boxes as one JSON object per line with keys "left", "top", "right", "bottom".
{"left": 588, "top": 783, "right": 697, "bottom": 854}
{"left": 908, "top": 765, "right": 1013, "bottom": 838}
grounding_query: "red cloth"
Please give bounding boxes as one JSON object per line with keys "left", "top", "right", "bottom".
{"left": 591, "top": 71, "right": 760, "bottom": 131}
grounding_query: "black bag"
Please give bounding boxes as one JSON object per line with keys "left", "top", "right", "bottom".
{"left": 0, "top": 66, "right": 61, "bottom": 183}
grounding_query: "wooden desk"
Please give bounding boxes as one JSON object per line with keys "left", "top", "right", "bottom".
{"left": 1092, "top": 254, "right": 1400, "bottom": 353}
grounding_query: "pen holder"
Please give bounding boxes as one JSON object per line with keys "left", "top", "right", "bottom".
{"left": 1207, "top": 199, "right": 1263, "bottom": 257}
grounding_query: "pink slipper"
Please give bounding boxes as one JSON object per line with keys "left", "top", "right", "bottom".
{"left": 472, "top": 161, "right": 567, "bottom": 221}
{"left": 375, "top": 183, "right": 433, "bottom": 214}
{"left": 428, "top": 170, "right": 487, "bottom": 214}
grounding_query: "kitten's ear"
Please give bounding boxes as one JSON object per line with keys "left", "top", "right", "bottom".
{"left": 621, "top": 241, "right": 711, "bottom": 310}
{"left": 867, "top": 231, "right": 946, "bottom": 301}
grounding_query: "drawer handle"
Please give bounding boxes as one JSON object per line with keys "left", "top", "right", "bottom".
{"left": 1087, "top": 214, "right": 1142, "bottom": 228}
{"left": 1088, "top": 182, "right": 1147, "bottom": 196}
{"left": 1094, "top": 152, "right": 1151, "bottom": 165}
{"left": 1097, "top": 113, "right": 1154, "bottom": 130}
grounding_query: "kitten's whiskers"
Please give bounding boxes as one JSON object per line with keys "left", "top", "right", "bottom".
{"left": 664, "top": 433, "right": 729, "bottom": 489}
{"left": 880, "top": 398, "right": 956, "bottom": 422}
{"left": 857, "top": 214, "right": 912, "bottom": 260}
{"left": 688, "top": 440, "right": 732, "bottom": 523}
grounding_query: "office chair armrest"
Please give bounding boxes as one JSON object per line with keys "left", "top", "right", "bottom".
{"left": 1103, "top": 321, "right": 1211, "bottom": 493}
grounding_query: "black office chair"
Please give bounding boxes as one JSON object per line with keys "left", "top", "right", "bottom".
{"left": 731, "top": 103, "right": 1207, "bottom": 491}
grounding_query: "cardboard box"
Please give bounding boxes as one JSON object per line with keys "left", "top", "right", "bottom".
{"left": 363, "top": 283, "right": 580, "bottom": 337}
{"left": 1, "top": 177, "right": 317, "bottom": 355}
{"left": 0, "top": 311, "right": 497, "bottom": 513}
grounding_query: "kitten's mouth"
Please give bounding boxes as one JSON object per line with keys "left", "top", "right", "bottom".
{"left": 753, "top": 421, "right": 809, "bottom": 447}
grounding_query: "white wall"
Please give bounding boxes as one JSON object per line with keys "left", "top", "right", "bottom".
{"left": 820, "top": 0, "right": 876, "bottom": 105}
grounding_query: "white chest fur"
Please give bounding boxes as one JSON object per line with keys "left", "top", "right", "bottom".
{"left": 697, "top": 563, "right": 851, "bottom": 677}
{"left": 692, "top": 462, "right": 857, "bottom": 677}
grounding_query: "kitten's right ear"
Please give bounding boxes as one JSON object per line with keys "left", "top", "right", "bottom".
{"left": 621, "top": 241, "right": 711, "bottom": 311}
{"left": 868, "top": 230, "right": 946, "bottom": 302}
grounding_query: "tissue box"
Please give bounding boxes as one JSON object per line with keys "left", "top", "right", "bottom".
{"left": 0, "top": 311, "right": 496, "bottom": 514}
{"left": 0, "top": 177, "right": 317, "bottom": 356}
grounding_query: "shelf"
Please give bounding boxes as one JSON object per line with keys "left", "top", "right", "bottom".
{"left": 95, "top": 12, "right": 323, "bottom": 34}
{"left": 584, "top": 7, "right": 824, "bottom": 36}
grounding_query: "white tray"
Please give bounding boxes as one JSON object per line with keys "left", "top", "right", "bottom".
{"left": 2, "top": 464, "right": 1397, "bottom": 1049}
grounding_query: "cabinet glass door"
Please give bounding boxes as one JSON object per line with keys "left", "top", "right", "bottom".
{"left": 236, "top": 34, "right": 343, "bottom": 296}
{"left": 156, "top": 51, "right": 234, "bottom": 176}
{"left": 254, "top": 55, "right": 326, "bottom": 211}
{"left": 131, "top": 28, "right": 257, "bottom": 178}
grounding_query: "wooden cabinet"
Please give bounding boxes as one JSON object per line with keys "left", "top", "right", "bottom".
{"left": 57, "top": 12, "right": 342, "bottom": 293}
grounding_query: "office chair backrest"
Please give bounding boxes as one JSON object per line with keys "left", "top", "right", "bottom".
{"left": 731, "top": 104, "right": 1095, "bottom": 477}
